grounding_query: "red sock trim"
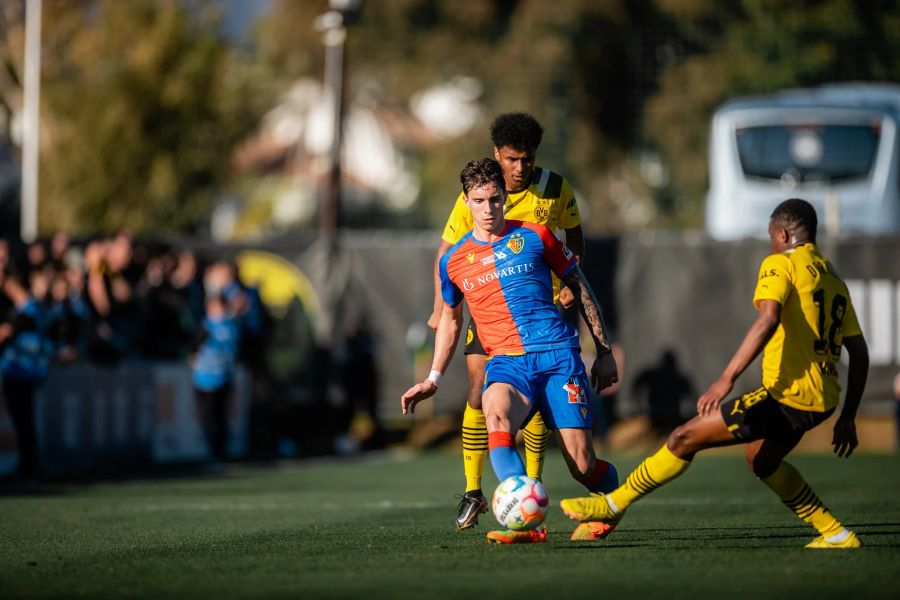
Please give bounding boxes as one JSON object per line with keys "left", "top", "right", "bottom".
{"left": 488, "top": 431, "right": 516, "bottom": 450}
{"left": 583, "top": 459, "right": 610, "bottom": 488}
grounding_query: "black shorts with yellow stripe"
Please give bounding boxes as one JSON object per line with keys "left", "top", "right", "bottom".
{"left": 463, "top": 317, "right": 487, "bottom": 356}
{"left": 720, "top": 387, "right": 834, "bottom": 446}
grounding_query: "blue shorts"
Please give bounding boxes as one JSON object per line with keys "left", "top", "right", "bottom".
{"left": 483, "top": 348, "right": 592, "bottom": 430}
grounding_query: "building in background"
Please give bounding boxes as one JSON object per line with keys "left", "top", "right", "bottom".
{"left": 221, "top": 77, "right": 483, "bottom": 241}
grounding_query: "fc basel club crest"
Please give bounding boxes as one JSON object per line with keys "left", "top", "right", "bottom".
{"left": 507, "top": 233, "right": 525, "bottom": 254}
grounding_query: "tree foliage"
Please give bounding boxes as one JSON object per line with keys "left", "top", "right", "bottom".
{"left": 644, "top": 0, "right": 900, "bottom": 225}
{"left": 3, "top": 0, "right": 899, "bottom": 235}
{"left": 257, "top": 0, "right": 679, "bottom": 233}
{"left": 2, "top": 0, "right": 265, "bottom": 235}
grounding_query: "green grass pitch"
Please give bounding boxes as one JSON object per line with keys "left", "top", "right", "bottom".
{"left": 1, "top": 451, "right": 899, "bottom": 599}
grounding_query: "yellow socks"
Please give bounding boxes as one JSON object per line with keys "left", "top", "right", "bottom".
{"left": 462, "top": 405, "right": 488, "bottom": 493}
{"left": 761, "top": 462, "right": 844, "bottom": 537}
{"left": 608, "top": 444, "right": 690, "bottom": 512}
{"left": 523, "top": 411, "right": 550, "bottom": 480}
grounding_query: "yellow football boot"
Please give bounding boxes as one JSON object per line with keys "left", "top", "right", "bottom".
{"left": 570, "top": 521, "right": 617, "bottom": 541}
{"left": 560, "top": 493, "right": 623, "bottom": 525}
{"left": 805, "top": 531, "right": 861, "bottom": 549}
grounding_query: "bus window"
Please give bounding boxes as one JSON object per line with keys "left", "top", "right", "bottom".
{"left": 735, "top": 124, "right": 879, "bottom": 183}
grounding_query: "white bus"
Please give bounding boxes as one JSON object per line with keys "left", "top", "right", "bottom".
{"left": 705, "top": 83, "right": 900, "bottom": 240}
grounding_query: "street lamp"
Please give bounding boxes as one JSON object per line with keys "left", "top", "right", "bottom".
{"left": 314, "top": 0, "right": 362, "bottom": 238}
{"left": 309, "top": 1, "right": 362, "bottom": 350}
{"left": 21, "top": 0, "right": 43, "bottom": 243}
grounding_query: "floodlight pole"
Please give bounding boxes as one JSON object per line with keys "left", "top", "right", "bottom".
{"left": 320, "top": 16, "right": 345, "bottom": 239}
{"left": 315, "top": 1, "right": 361, "bottom": 240}
{"left": 311, "top": 1, "right": 361, "bottom": 348}
{"left": 21, "top": 0, "right": 42, "bottom": 243}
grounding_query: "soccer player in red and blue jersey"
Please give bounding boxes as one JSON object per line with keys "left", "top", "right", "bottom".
{"left": 401, "top": 158, "right": 619, "bottom": 544}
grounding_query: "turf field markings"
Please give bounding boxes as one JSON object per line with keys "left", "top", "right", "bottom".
{"left": 641, "top": 497, "right": 764, "bottom": 506}
{"left": 133, "top": 500, "right": 442, "bottom": 513}
{"left": 361, "top": 500, "right": 441, "bottom": 510}
{"left": 136, "top": 502, "right": 285, "bottom": 512}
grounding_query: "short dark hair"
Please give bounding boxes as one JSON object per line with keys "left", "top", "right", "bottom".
{"left": 460, "top": 158, "right": 505, "bottom": 196}
{"left": 770, "top": 198, "right": 818, "bottom": 242}
{"left": 490, "top": 112, "right": 543, "bottom": 153}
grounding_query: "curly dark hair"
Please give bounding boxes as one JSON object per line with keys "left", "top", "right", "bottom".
{"left": 490, "top": 112, "right": 544, "bottom": 153}
{"left": 771, "top": 198, "right": 818, "bottom": 242}
{"left": 460, "top": 158, "right": 505, "bottom": 195}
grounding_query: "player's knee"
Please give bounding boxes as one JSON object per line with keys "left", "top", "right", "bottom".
{"left": 465, "top": 377, "right": 485, "bottom": 411}
{"left": 484, "top": 407, "right": 513, "bottom": 433}
{"left": 485, "top": 415, "right": 513, "bottom": 433}
{"left": 746, "top": 452, "right": 779, "bottom": 479}
{"left": 666, "top": 424, "right": 698, "bottom": 459}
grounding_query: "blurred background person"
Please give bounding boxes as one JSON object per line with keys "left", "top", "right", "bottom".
{"left": 632, "top": 349, "right": 695, "bottom": 436}
{"left": 0, "top": 266, "right": 51, "bottom": 481}
{"left": 336, "top": 310, "right": 384, "bottom": 451}
{"left": 140, "top": 250, "right": 196, "bottom": 360}
{"left": 191, "top": 292, "right": 240, "bottom": 463}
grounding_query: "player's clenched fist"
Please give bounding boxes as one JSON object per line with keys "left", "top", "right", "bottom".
{"left": 590, "top": 351, "right": 618, "bottom": 392}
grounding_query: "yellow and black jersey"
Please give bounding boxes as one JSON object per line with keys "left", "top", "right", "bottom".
{"left": 441, "top": 166, "right": 580, "bottom": 245}
{"left": 752, "top": 243, "right": 862, "bottom": 412}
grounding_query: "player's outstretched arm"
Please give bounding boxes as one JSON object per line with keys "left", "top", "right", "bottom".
{"left": 833, "top": 334, "right": 869, "bottom": 458}
{"left": 561, "top": 265, "right": 616, "bottom": 392}
{"left": 401, "top": 302, "right": 463, "bottom": 415}
{"left": 427, "top": 240, "right": 453, "bottom": 332}
{"left": 696, "top": 299, "right": 781, "bottom": 416}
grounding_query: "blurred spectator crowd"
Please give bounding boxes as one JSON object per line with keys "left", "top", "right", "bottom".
{"left": 0, "top": 230, "right": 387, "bottom": 474}
{"left": 0, "top": 230, "right": 268, "bottom": 368}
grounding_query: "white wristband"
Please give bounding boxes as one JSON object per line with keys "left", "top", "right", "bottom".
{"left": 426, "top": 370, "right": 443, "bottom": 387}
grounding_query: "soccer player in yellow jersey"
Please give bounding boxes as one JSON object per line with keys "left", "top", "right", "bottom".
{"left": 427, "top": 113, "right": 614, "bottom": 537}
{"left": 561, "top": 198, "right": 870, "bottom": 549}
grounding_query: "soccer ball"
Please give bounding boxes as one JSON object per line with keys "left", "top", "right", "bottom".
{"left": 492, "top": 475, "right": 549, "bottom": 531}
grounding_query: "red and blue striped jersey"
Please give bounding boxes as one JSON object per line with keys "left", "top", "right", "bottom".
{"left": 439, "top": 220, "right": 579, "bottom": 356}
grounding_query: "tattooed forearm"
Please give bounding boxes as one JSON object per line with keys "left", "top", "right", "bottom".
{"left": 562, "top": 266, "right": 611, "bottom": 353}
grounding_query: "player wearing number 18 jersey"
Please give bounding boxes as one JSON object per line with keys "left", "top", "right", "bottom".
{"left": 754, "top": 240, "right": 858, "bottom": 413}
{"left": 561, "top": 198, "right": 870, "bottom": 549}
